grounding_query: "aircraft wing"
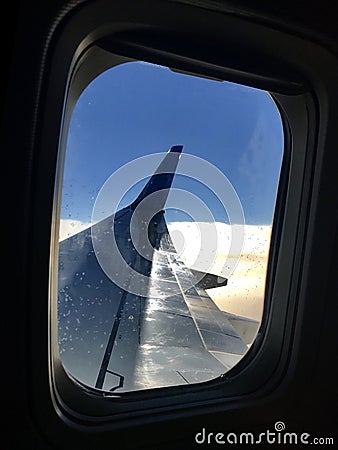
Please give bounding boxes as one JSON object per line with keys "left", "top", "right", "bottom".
{"left": 58, "top": 146, "right": 259, "bottom": 392}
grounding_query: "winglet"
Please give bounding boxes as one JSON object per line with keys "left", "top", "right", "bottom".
{"left": 130, "top": 145, "right": 183, "bottom": 210}
{"left": 169, "top": 145, "right": 184, "bottom": 153}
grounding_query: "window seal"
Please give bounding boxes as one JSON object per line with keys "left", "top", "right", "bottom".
{"left": 50, "top": 50, "right": 310, "bottom": 426}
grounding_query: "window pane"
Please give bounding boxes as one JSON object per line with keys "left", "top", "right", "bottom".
{"left": 57, "top": 61, "right": 283, "bottom": 392}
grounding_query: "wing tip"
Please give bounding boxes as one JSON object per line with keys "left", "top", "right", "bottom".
{"left": 169, "top": 145, "right": 183, "bottom": 153}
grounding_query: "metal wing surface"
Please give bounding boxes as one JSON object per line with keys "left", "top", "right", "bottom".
{"left": 58, "top": 146, "right": 259, "bottom": 393}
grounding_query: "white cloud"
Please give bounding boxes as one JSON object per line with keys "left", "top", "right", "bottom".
{"left": 168, "top": 222, "right": 271, "bottom": 321}
{"left": 59, "top": 219, "right": 91, "bottom": 241}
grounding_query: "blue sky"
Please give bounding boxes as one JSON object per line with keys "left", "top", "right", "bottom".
{"left": 61, "top": 61, "right": 284, "bottom": 225}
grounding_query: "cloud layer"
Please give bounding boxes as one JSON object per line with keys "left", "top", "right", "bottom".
{"left": 168, "top": 222, "right": 270, "bottom": 321}
{"left": 59, "top": 219, "right": 91, "bottom": 241}
{"left": 60, "top": 219, "right": 270, "bottom": 321}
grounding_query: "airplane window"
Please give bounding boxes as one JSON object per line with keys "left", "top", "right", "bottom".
{"left": 57, "top": 61, "right": 283, "bottom": 392}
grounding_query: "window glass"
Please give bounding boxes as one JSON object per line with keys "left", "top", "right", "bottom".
{"left": 58, "top": 61, "right": 283, "bottom": 392}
